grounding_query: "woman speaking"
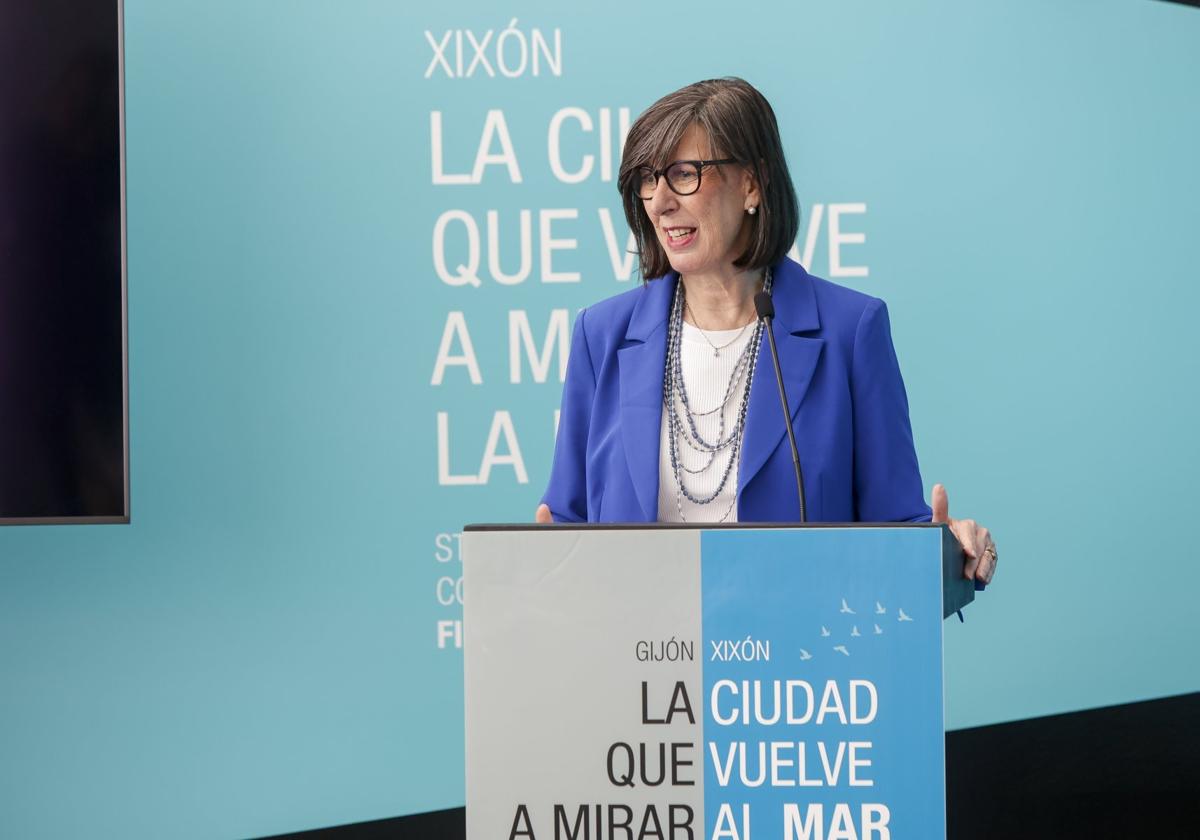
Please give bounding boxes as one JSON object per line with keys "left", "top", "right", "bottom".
{"left": 536, "top": 78, "right": 995, "bottom": 584}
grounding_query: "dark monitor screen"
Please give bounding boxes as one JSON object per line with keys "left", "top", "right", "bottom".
{"left": 0, "top": 1, "right": 127, "bottom": 523}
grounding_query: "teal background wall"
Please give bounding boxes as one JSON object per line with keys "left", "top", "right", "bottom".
{"left": 1, "top": 0, "right": 1197, "bottom": 836}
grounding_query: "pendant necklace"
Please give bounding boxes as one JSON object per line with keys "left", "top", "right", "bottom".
{"left": 683, "top": 301, "right": 753, "bottom": 357}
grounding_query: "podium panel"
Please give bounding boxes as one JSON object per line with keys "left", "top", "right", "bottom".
{"left": 463, "top": 525, "right": 970, "bottom": 840}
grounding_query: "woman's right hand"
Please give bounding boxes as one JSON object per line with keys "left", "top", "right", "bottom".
{"left": 535, "top": 504, "right": 553, "bottom": 524}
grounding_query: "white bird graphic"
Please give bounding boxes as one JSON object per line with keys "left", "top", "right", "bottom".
{"left": 833, "top": 645, "right": 850, "bottom": 656}
{"left": 873, "top": 624, "right": 883, "bottom": 635}
{"left": 839, "top": 598, "right": 855, "bottom": 614}
{"left": 820, "top": 626, "right": 831, "bottom": 637}
{"left": 850, "top": 626, "right": 861, "bottom": 637}
{"left": 799, "top": 649, "right": 813, "bottom": 661}
{"left": 875, "top": 602, "right": 886, "bottom": 615}
{"left": 898, "top": 608, "right": 913, "bottom": 622}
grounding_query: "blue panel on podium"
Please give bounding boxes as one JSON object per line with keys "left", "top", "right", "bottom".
{"left": 700, "top": 528, "right": 945, "bottom": 838}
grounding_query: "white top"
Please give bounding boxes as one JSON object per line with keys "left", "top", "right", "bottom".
{"left": 657, "top": 320, "right": 758, "bottom": 523}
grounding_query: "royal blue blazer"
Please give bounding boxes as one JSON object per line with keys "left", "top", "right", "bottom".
{"left": 541, "top": 257, "right": 933, "bottom": 523}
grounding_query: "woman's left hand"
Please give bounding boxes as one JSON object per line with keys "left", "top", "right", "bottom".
{"left": 931, "top": 484, "right": 997, "bottom": 584}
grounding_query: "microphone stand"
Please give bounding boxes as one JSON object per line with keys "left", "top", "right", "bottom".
{"left": 754, "top": 291, "right": 807, "bottom": 523}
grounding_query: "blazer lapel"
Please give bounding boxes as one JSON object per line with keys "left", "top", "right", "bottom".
{"left": 618, "top": 274, "right": 675, "bottom": 521}
{"left": 738, "top": 262, "right": 823, "bottom": 500}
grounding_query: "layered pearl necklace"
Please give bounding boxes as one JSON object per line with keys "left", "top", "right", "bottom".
{"left": 662, "top": 269, "right": 772, "bottom": 522}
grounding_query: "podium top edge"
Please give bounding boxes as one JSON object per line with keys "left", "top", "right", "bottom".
{"left": 463, "top": 522, "right": 946, "bottom": 532}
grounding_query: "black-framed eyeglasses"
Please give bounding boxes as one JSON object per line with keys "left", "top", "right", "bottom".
{"left": 633, "top": 158, "right": 737, "bottom": 199}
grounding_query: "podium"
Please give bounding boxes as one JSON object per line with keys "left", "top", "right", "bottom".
{"left": 463, "top": 524, "right": 973, "bottom": 840}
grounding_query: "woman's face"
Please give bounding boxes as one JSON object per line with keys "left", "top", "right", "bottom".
{"left": 642, "top": 123, "right": 759, "bottom": 279}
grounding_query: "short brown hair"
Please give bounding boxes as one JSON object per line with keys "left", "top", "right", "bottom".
{"left": 618, "top": 78, "right": 799, "bottom": 280}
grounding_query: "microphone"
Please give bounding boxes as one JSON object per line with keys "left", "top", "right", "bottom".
{"left": 754, "top": 291, "right": 807, "bottom": 523}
